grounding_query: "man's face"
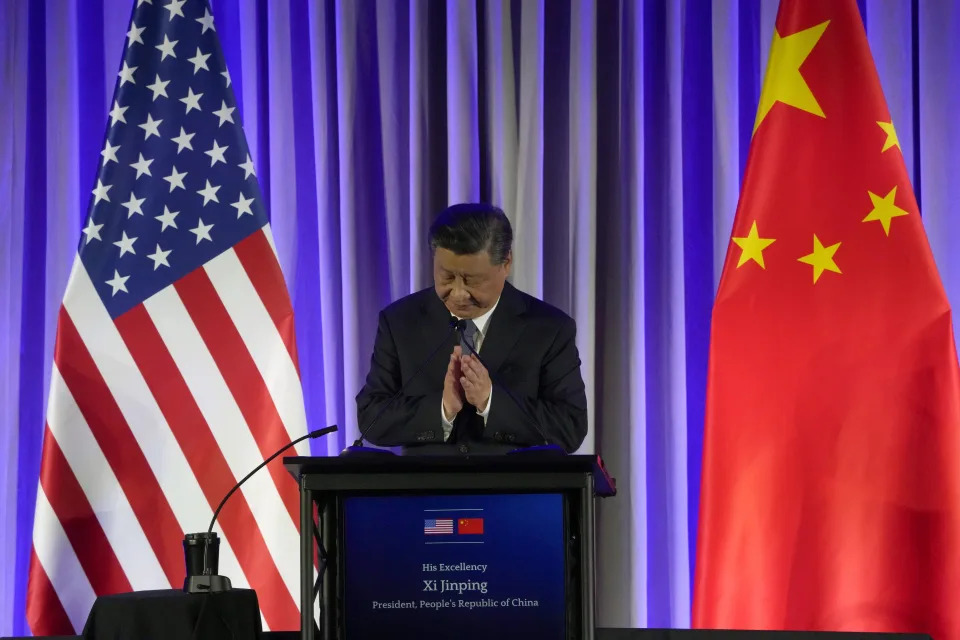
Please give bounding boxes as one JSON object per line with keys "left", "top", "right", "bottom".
{"left": 433, "top": 247, "right": 511, "bottom": 319}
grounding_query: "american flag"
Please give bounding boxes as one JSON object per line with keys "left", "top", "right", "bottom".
{"left": 424, "top": 519, "right": 454, "bottom": 535}
{"left": 26, "top": 0, "right": 307, "bottom": 633}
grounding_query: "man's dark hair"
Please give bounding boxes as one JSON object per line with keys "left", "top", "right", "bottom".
{"left": 428, "top": 203, "right": 513, "bottom": 265}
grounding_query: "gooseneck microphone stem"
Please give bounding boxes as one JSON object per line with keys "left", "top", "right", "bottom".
{"left": 199, "top": 425, "right": 339, "bottom": 581}
{"left": 455, "top": 320, "right": 553, "bottom": 447}
{"left": 352, "top": 319, "right": 459, "bottom": 448}
{"left": 207, "top": 425, "right": 338, "bottom": 535}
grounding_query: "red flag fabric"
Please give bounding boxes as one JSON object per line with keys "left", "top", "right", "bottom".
{"left": 458, "top": 518, "right": 484, "bottom": 535}
{"left": 693, "top": 2, "right": 960, "bottom": 639}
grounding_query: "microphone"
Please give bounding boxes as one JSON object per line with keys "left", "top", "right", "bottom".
{"left": 183, "top": 424, "right": 339, "bottom": 593}
{"left": 454, "top": 320, "right": 561, "bottom": 453}
{"left": 345, "top": 318, "right": 459, "bottom": 453}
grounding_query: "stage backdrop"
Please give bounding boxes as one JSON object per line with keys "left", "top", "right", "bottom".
{"left": 2, "top": 0, "right": 960, "bottom": 635}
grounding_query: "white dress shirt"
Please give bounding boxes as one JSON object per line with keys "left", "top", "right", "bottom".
{"left": 441, "top": 296, "right": 500, "bottom": 441}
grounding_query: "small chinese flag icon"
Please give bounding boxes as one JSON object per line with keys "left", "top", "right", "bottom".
{"left": 458, "top": 518, "right": 484, "bottom": 535}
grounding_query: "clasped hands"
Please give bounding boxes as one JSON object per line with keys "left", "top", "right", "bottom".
{"left": 442, "top": 346, "right": 491, "bottom": 420}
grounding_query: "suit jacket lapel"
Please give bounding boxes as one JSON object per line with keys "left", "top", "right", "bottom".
{"left": 477, "top": 281, "right": 526, "bottom": 376}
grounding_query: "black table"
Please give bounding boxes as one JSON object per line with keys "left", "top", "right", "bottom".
{"left": 81, "top": 589, "right": 262, "bottom": 640}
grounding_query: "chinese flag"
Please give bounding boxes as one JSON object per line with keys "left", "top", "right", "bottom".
{"left": 693, "top": 2, "right": 960, "bottom": 640}
{"left": 458, "top": 518, "right": 484, "bottom": 535}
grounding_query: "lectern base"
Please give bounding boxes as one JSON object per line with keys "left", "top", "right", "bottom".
{"left": 183, "top": 574, "right": 232, "bottom": 593}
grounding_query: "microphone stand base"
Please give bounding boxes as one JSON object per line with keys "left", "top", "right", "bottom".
{"left": 184, "top": 574, "right": 233, "bottom": 593}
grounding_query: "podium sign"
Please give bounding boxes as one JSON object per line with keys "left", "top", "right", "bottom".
{"left": 284, "top": 454, "right": 615, "bottom": 640}
{"left": 344, "top": 492, "right": 566, "bottom": 637}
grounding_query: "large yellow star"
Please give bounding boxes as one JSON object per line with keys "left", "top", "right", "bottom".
{"left": 797, "top": 234, "right": 841, "bottom": 283}
{"left": 731, "top": 221, "right": 776, "bottom": 268}
{"left": 862, "top": 186, "right": 909, "bottom": 236}
{"left": 754, "top": 20, "right": 830, "bottom": 133}
{"left": 877, "top": 121, "right": 900, "bottom": 152}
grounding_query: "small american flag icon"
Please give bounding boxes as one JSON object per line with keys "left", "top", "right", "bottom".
{"left": 424, "top": 518, "right": 454, "bottom": 535}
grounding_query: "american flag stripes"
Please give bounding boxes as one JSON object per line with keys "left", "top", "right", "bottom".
{"left": 27, "top": 0, "right": 307, "bottom": 633}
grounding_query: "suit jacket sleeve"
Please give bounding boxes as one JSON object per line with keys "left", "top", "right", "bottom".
{"left": 487, "top": 315, "right": 587, "bottom": 452}
{"left": 355, "top": 310, "right": 446, "bottom": 446}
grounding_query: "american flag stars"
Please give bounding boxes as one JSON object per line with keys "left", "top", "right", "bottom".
{"left": 163, "top": 165, "right": 187, "bottom": 191}
{"left": 231, "top": 193, "right": 254, "bottom": 218}
{"left": 138, "top": 113, "right": 163, "bottom": 139}
{"left": 156, "top": 206, "right": 179, "bottom": 231}
{"left": 130, "top": 153, "right": 154, "bottom": 178}
{"left": 188, "top": 47, "right": 211, "bottom": 73}
{"left": 196, "top": 8, "right": 215, "bottom": 33}
{"left": 92, "top": 180, "right": 112, "bottom": 204}
{"left": 171, "top": 127, "right": 195, "bottom": 152}
{"left": 239, "top": 153, "right": 255, "bottom": 178}
{"left": 164, "top": 0, "right": 187, "bottom": 20}
{"left": 146, "top": 74, "right": 170, "bottom": 100}
{"left": 82, "top": 219, "right": 104, "bottom": 244}
{"left": 197, "top": 179, "right": 220, "bottom": 205}
{"left": 204, "top": 140, "right": 228, "bottom": 166}
{"left": 101, "top": 142, "right": 120, "bottom": 165}
{"left": 113, "top": 232, "right": 138, "bottom": 257}
{"left": 120, "top": 192, "right": 146, "bottom": 217}
{"left": 147, "top": 244, "right": 172, "bottom": 269}
{"left": 180, "top": 87, "right": 203, "bottom": 112}
{"left": 127, "top": 23, "right": 146, "bottom": 46}
{"left": 118, "top": 61, "right": 138, "bottom": 86}
{"left": 109, "top": 101, "right": 128, "bottom": 125}
{"left": 212, "top": 100, "right": 235, "bottom": 126}
{"left": 105, "top": 269, "right": 130, "bottom": 295}
{"left": 190, "top": 218, "right": 214, "bottom": 244}
{"left": 80, "top": 0, "right": 267, "bottom": 318}
{"left": 155, "top": 34, "right": 178, "bottom": 60}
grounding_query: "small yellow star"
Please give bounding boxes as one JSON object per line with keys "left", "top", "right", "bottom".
{"left": 877, "top": 121, "right": 900, "bottom": 152}
{"left": 797, "top": 234, "right": 841, "bottom": 283}
{"left": 863, "top": 186, "right": 909, "bottom": 236}
{"left": 754, "top": 20, "right": 830, "bottom": 133}
{"left": 731, "top": 221, "right": 777, "bottom": 268}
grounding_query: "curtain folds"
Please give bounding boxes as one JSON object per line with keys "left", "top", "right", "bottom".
{"left": 3, "top": 0, "right": 959, "bottom": 634}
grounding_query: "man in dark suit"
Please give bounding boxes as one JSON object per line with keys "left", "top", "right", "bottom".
{"left": 356, "top": 203, "right": 588, "bottom": 454}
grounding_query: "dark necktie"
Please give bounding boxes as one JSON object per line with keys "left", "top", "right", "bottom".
{"left": 459, "top": 319, "right": 478, "bottom": 356}
{"left": 454, "top": 319, "right": 480, "bottom": 441}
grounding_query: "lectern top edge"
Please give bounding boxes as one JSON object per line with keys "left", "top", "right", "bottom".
{"left": 282, "top": 453, "right": 616, "bottom": 497}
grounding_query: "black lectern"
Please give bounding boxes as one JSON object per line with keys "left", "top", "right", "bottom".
{"left": 284, "top": 454, "right": 615, "bottom": 640}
